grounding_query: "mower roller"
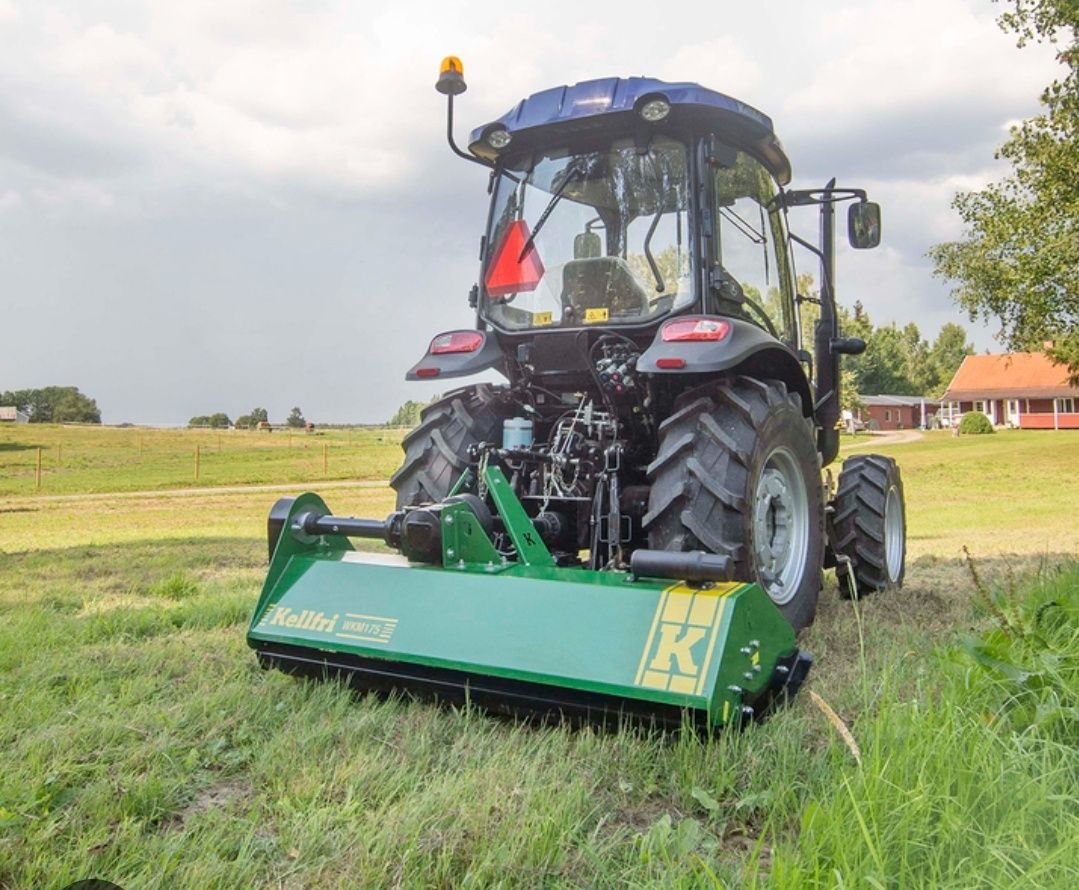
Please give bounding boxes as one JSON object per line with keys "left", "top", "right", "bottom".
{"left": 248, "top": 59, "right": 907, "bottom": 729}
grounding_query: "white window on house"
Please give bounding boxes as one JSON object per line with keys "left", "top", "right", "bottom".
{"left": 884, "top": 409, "right": 892, "bottom": 422}
{"left": 973, "top": 400, "right": 987, "bottom": 414}
{"left": 1057, "top": 397, "right": 1076, "bottom": 414}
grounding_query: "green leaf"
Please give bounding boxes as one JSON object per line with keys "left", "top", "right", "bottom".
{"left": 691, "top": 786, "right": 722, "bottom": 813}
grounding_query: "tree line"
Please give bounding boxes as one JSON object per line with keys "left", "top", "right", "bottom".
{"left": 188, "top": 407, "right": 307, "bottom": 429}
{"left": 758, "top": 274, "right": 973, "bottom": 402}
{"left": 839, "top": 302, "right": 973, "bottom": 400}
{"left": 0, "top": 387, "right": 101, "bottom": 423}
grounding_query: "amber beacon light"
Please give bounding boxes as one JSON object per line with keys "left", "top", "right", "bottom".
{"left": 436, "top": 56, "right": 466, "bottom": 95}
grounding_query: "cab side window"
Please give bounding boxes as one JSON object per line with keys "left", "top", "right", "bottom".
{"left": 712, "top": 150, "right": 794, "bottom": 342}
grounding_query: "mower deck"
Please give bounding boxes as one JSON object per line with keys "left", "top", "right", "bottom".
{"left": 248, "top": 490, "right": 808, "bottom": 731}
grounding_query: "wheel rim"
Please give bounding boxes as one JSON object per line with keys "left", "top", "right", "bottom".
{"left": 884, "top": 485, "right": 904, "bottom": 582}
{"left": 752, "top": 446, "right": 810, "bottom": 605}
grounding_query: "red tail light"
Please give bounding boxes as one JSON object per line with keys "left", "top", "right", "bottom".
{"left": 430, "top": 331, "right": 484, "bottom": 354}
{"left": 656, "top": 357, "right": 686, "bottom": 369}
{"left": 661, "top": 317, "right": 732, "bottom": 342}
{"left": 484, "top": 219, "right": 545, "bottom": 297}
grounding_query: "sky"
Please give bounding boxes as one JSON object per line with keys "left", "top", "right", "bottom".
{"left": 0, "top": 0, "right": 1061, "bottom": 424}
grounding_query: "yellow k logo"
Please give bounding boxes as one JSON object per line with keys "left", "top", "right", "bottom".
{"left": 635, "top": 583, "right": 740, "bottom": 695}
{"left": 649, "top": 625, "right": 706, "bottom": 675}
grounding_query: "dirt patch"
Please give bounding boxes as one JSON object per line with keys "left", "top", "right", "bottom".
{"left": 164, "top": 776, "right": 252, "bottom": 832}
{"left": 603, "top": 794, "right": 683, "bottom": 835}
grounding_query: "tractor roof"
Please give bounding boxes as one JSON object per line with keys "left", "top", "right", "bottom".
{"left": 469, "top": 77, "right": 791, "bottom": 185}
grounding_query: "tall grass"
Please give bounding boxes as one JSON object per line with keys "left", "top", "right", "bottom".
{"left": 769, "top": 563, "right": 1079, "bottom": 887}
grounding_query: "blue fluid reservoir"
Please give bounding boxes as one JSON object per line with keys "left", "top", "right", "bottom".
{"left": 502, "top": 417, "right": 534, "bottom": 450}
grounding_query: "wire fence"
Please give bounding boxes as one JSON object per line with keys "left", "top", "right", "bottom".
{"left": 0, "top": 425, "right": 410, "bottom": 497}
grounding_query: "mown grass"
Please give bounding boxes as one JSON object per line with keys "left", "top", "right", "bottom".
{"left": 1, "top": 430, "right": 1077, "bottom": 886}
{"left": 0, "top": 425, "right": 406, "bottom": 496}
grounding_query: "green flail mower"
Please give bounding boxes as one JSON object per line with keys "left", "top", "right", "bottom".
{"left": 250, "top": 466, "right": 808, "bottom": 730}
{"left": 248, "top": 59, "right": 907, "bottom": 730}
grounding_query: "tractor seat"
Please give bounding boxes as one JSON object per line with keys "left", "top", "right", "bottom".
{"left": 560, "top": 257, "right": 650, "bottom": 323}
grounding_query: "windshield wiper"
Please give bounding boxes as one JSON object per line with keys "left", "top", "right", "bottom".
{"left": 517, "top": 164, "right": 586, "bottom": 262}
{"left": 643, "top": 208, "right": 665, "bottom": 293}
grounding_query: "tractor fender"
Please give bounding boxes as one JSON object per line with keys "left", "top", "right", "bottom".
{"left": 638, "top": 316, "right": 813, "bottom": 417}
{"left": 405, "top": 330, "right": 506, "bottom": 382}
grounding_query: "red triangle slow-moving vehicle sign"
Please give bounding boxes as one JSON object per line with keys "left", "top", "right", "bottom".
{"left": 484, "top": 219, "right": 545, "bottom": 297}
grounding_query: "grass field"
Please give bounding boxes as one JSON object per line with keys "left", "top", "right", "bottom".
{"left": 1, "top": 426, "right": 1077, "bottom": 887}
{"left": 0, "top": 425, "right": 406, "bottom": 497}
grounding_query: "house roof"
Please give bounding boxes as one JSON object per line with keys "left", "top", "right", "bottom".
{"left": 861, "top": 394, "right": 939, "bottom": 408}
{"left": 942, "top": 352, "right": 1078, "bottom": 401}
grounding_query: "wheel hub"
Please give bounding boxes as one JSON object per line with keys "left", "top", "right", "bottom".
{"left": 752, "top": 446, "right": 810, "bottom": 605}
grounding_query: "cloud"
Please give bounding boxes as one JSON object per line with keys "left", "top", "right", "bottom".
{"left": 655, "top": 37, "right": 762, "bottom": 97}
{"left": 0, "top": 0, "right": 1061, "bottom": 421}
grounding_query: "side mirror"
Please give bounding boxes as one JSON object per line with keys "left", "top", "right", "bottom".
{"left": 848, "top": 201, "right": 881, "bottom": 249}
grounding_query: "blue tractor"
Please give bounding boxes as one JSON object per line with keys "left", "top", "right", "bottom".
{"left": 391, "top": 59, "right": 907, "bottom": 631}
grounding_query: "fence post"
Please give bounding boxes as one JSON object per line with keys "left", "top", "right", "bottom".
{"left": 57, "top": 442, "right": 62, "bottom": 466}
{"left": 36, "top": 447, "right": 42, "bottom": 490}
{"left": 323, "top": 442, "right": 328, "bottom": 475}
{"left": 195, "top": 444, "right": 201, "bottom": 481}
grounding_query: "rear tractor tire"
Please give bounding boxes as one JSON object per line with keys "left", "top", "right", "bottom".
{"left": 644, "top": 376, "right": 825, "bottom": 631}
{"left": 390, "top": 384, "right": 504, "bottom": 509}
{"left": 831, "top": 454, "right": 906, "bottom": 598}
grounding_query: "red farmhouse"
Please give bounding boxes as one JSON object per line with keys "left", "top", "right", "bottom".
{"left": 941, "top": 352, "right": 1079, "bottom": 429}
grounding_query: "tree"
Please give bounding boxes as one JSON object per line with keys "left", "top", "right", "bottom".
{"left": 929, "top": 0, "right": 1079, "bottom": 383}
{"left": 387, "top": 400, "right": 426, "bottom": 427}
{"left": 835, "top": 303, "right": 971, "bottom": 397}
{"left": 839, "top": 368, "right": 865, "bottom": 415}
{"left": 286, "top": 407, "right": 306, "bottom": 428}
{"left": 859, "top": 324, "right": 917, "bottom": 396}
{"left": 928, "top": 323, "right": 974, "bottom": 397}
{"left": 387, "top": 394, "right": 445, "bottom": 427}
{"left": 190, "top": 412, "right": 231, "bottom": 428}
{"left": 235, "top": 407, "right": 268, "bottom": 429}
{"left": 898, "top": 323, "right": 935, "bottom": 396}
{"left": 0, "top": 387, "right": 101, "bottom": 423}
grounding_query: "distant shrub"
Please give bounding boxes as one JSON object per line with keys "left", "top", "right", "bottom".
{"left": 959, "top": 411, "right": 994, "bottom": 435}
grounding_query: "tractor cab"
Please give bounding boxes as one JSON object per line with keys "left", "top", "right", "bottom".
{"left": 470, "top": 77, "right": 795, "bottom": 342}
